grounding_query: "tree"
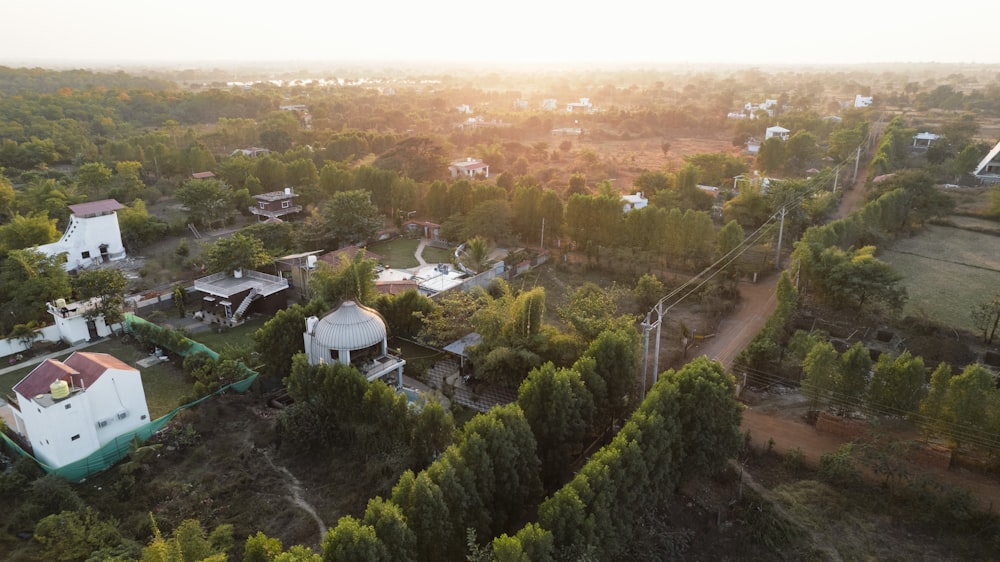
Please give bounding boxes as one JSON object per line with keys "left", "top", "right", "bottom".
{"left": 409, "top": 401, "right": 454, "bottom": 470}
{"left": 576, "top": 327, "right": 640, "bottom": 425}
{"left": 361, "top": 497, "right": 416, "bottom": 562}
{"left": 72, "top": 268, "right": 128, "bottom": 328}
{"left": 373, "top": 289, "right": 436, "bottom": 339}
{"left": 142, "top": 516, "right": 233, "bottom": 562}
{"left": 633, "top": 273, "right": 664, "bottom": 311}
{"left": 460, "top": 236, "right": 493, "bottom": 274}
{"left": 557, "top": 282, "right": 632, "bottom": 341}
{"left": 971, "top": 287, "right": 1000, "bottom": 344}
{"left": 943, "top": 364, "right": 1000, "bottom": 446}
{"left": 316, "top": 190, "right": 382, "bottom": 248}
{"left": 206, "top": 232, "right": 272, "bottom": 274}
{"left": 0, "top": 249, "right": 71, "bottom": 332}
{"left": 33, "top": 508, "right": 127, "bottom": 562}
{"left": 785, "top": 131, "right": 818, "bottom": 170}
{"left": 919, "top": 362, "right": 955, "bottom": 439}
{"left": 321, "top": 517, "right": 389, "bottom": 562}
{"left": 808, "top": 245, "right": 907, "bottom": 313}
{"left": 801, "top": 340, "right": 839, "bottom": 408}
{"left": 253, "top": 301, "right": 325, "bottom": 382}
{"left": 517, "top": 362, "right": 595, "bottom": 490}
{"left": 867, "top": 351, "right": 926, "bottom": 415}
{"left": 310, "top": 250, "right": 378, "bottom": 307}
{"left": 243, "top": 531, "right": 284, "bottom": 562}
{"left": 836, "top": 342, "right": 872, "bottom": 414}
{"left": 417, "top": 290, "right": 479, "bottom": 347}
{"left": 662, "top": 356, "right": 743, "bottom": 482}
{"left": 118, "top": 200, "right": 168, "bottom": 253}
{"left": 175, "top": 178, "right": 234, "bottom": 229}
{"left": 756, "top": 137, "right": 787, "bottom": 174}
{"left": 0, "top": 213, "right": 59, "bottom": 252}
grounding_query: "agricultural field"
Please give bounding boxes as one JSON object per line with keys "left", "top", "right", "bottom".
{"left": 883, "top": 224, "right": 1000, "bottom": 333}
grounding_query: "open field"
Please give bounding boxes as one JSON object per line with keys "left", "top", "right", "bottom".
{"left": 883, "top": 225, "right": 1000, "bottom": 333}
{"left": 420, "top": 244, "right": 454, "bottom": 264}
{"left": 0, "top": 339, "right": 191, "bottom": 419}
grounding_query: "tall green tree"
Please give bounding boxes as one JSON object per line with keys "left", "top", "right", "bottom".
{"left": 316, "top": 190, "right": 382, "bottom": 248}
{"left": 175, "top": 178, "right": 234, "bottom": 229}
{"left": 867, "top": 351, "right": 926, "bottom": 415}
{"left": 205, "top": 232, "right": 272, "bottom": 274}
{"left": 72, "top": 268, "right": 128, "bottom": 328}
{"left": 0, "top": 249, "right": 71, "bottom": 332}
{"left": 518, "top": 362, "right": 595, "bottom": 490}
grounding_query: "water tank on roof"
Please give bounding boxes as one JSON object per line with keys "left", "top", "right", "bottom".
{"left": 307, "top": 255, "right": 317, "bottom": 269}
{"left": 55, "top": 298, "right": 67, "bottom": 309}
{"left": 50, "top": 380, "right": 70, "bottom": 400}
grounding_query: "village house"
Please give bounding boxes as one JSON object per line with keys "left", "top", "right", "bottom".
{"left": 36, "top": 199, "right": 127, "bottom": 272}
{"left": 193, "top": 268, "right": 289, "bottom": 327}
{"left": 449, "top": 157, "right": 489, "bottom": 179}
{"left": 973, "top": 139, "right": 1000, "bottom": 184}
{"left": 7, "top": 352, "right": 150, "bottom": 468}
{"left": 621, "top": 192, "right": 648, "bottom": 213}
{"left": 765, "top": 125, "right": 791, "bottom": 141}
{"left": 249, "top": 188, "right": 302, "bottom": 222}
{"left": 855, "top": 94, "right": 874, "bottom": 108}
{"left": 303, "top": 301, "right": 406, "bottom": 389}
{"left": 912, "top": 132, "right": 941, "bottom": 150}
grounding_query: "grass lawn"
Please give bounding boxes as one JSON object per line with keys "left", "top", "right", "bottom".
{"left": 186, "top": 316, "right": 269, "bottom": 353}
{"left": 369, "top": 238, "right": 420, "bottom": 268}
{"left": 0, "top": 339, "right": 191, "bottom": 419}
{"left": 884, "top": 225, "right": 1000, "bottom": 333}
{"left": 421, "top": 245, "right": 454, "bottom": 264}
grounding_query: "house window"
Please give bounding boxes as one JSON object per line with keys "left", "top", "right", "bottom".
{"left": 141, "top": 414, "right": 147, "bottom": 420}
{"left": 71, "top": 434, "right": 80, "bottom": 441}
{"left": 281, "top": 200, "right": 290, "bottom": 209}
{"left": 259, "top": 201, "right": 266, "bottom": 209}
{"left": 64, "top": 403, "right": 72, "bottom": 410}
{"left": 82, "top": 251, "right": 90, "bottom": 259}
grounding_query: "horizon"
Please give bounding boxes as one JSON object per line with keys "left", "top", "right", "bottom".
{"left": 3, "top": 1, "right": 996, "bottom": 71}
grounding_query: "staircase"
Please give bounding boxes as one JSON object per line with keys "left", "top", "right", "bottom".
{"left": 234, "top": 287, "right": 259, "bottom": 318}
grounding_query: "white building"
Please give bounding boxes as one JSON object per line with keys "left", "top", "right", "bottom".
{"left": 566, "top": 98, "right": 593, "bottom": 113}
{"left": 621, "top": 192, "right": 648, "bottom": 213}
{"left": 8, "top": 352, "right": 150, "bottom": 468}
{"left": 541, "top": 99, "right": 558, "bottom": 111}
{"left": 47, "top": 297, "right": 116, "bottom": 344}
{"left": 36, "top": 199, "right": 126, "bottom": 272}
{"left": 303, "top": 301, "right": 406, "bottom": 388}
{"left": 855, "top": 95, "right": 873, "bottom": 108}
{"left": 765, "top": 126, "right": 790, "bottom": 141}
{"left": 912, "top": 132, "right": 941, "bottom": 149}
{"left": 973, "top": 139, "right": 1000, "bottom": 184}
{"left": 449, "top": 157, "right": 489, "bottom": 179}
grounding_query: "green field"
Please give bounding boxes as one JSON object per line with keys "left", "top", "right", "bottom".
{"left": 883, "top": 225, "right": 1000, "bottom": 333}
{"left": 368, "top": 238, "right": 420, "bottom": 268}
{"left": 420, "top": 245, "right": 454, "bottom": 264}
{"left": 1, "top": 339, "right": 192, "bottom": 419}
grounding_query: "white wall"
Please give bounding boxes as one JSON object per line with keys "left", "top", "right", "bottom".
{"left": 1, "top": 325, "right": 62, "bottom": 360}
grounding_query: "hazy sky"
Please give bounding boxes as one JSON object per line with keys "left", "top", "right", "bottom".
{"left": 1, "top": 0, "right": 994, "bottom": 68}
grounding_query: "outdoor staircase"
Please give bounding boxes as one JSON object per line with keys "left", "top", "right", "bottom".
{"left": 234, "top": 287, "right": 259, "bottom": 318}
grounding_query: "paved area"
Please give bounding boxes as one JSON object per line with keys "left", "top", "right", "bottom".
{"left": 423, "top": 356, "right": 516, "bottom": 412}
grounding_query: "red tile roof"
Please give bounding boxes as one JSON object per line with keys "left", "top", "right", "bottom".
{"left": 13, "top": 352, "right": 134, "bottom": 400}
{"left": 68, "top": 199, "right": 124, "bottom": 217}
{"left": 191, "top": 171, "right": 216, "bottom": 179}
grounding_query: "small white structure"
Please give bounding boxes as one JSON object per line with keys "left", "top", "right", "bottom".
{"left": 566, "top": 98, "right": 593, "bottom": 113}
{"left": 621, "top": 192, "right": 648, "bottom": 213}
{"left": 47, "top": 297, "right": 116, "bottom": 344}
{"left": 7, "top": 352, "right": 150, "bottom": 468}
{"left": 855, "top": 95, "right": 873, "bottom": 108}
{"left": 457, "top": 104, "right": 472, "bottom": 114}
{"left": 912, "top": 132, "right": 941, "bottom": 149}
{"left": 765, "top": 126, "right": 790, "bottom": 141}
{"left": 973, "top": 139, "right": 1000, "bottom": 184}
{"left": 746, "top": 138, "right": 761, "bottom": 154}
{"left": 449, "top": 157, "right": 489, "bottom": 179}
{"left": 304, "top": 301, "right": 406, "bottom": 388}
{"left": 36, "top": 199, "right": 126, "bottom": 272}
{"left": 541, "top": 98, "right": 558, "bottom": 111}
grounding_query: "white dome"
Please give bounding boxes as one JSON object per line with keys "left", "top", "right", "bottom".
{"left": 311, "top": 301, "right": 386, "bottom": 351}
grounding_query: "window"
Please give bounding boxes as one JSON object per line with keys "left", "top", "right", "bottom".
{"left": 141, "top": 414, "right": 147, "bottom": 420}
{"left": 71, "top": 434, "right": 80, "bottom": 441}
{"left": 64, "top": 403, "right": 72, "bottom": 410}
{"left": 82, "top": 251, "right": 90, "bottom": 259}
{"left": 259, "top": 201, "right": 266, "bottom": 209}
{"left": 281, "top": 200, "right": 290, "bottom": 209}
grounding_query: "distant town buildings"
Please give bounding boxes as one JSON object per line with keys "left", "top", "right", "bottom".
{"left": 854, "top": 94, "right": 874, "bottom": 108}
{"left": 621, "top": 192, "right": 648, "bottom": 213}
{"left": 449, "top": 157, "right": 489, "bottom": 179}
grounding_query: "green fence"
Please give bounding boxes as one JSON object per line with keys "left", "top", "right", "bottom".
{"left": 0, "top": 313, "right": 257, "bottom": 482}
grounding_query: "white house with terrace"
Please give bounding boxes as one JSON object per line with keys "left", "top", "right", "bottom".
{"left": 7, "top": 352, "right": 150, "bottom": 468}
{"left": 36, "top": 199, "right": 126, "bottom": 271}
{"left": 303, "top": 301, "right": 406, "bottom": 389}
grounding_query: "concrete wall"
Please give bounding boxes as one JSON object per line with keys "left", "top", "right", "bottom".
{"left": 1, "top": 325, "right": 62, "bottom": 361}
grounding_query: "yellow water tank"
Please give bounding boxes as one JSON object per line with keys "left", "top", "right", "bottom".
{"left": 55, "top": 298, "right": 67, "bottom": 309}
{"left": 50, "top": 380, "right": 70, "bottom": 400}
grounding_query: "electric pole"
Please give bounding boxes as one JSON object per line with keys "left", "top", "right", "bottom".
{"left": 775, "top": 206, "right": 787, "bottom": 269}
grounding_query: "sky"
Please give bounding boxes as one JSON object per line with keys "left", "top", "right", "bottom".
{"left": 1, "top": 0, "right": 995, "bottom": 69}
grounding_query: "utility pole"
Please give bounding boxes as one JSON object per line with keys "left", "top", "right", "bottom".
{"left": 852, "top": 145, "right": 862, "bottom": 183}
{"left": 540, "top": 217, "right": 545, "bottom": 250}
{"left": 832, "top": 166, "right": 839, "bottom": 193}
{"left": 775, "top": 206, "right": 787, "bottom": 269}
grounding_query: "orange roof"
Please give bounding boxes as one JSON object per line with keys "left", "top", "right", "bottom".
{"left": 13, "top": 352, "right": 134, "bottom": 399}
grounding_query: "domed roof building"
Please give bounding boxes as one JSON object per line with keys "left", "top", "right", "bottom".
{"left": 304, "top": 301, "right": 405, "bottom": 388}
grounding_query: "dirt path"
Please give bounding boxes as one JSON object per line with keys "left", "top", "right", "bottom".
{"left": 261, "top": 451, "right": 328, "bottom": 548}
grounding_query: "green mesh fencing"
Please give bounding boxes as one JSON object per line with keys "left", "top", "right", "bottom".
{"left": 0, "top": 313, "right": 257, "bottom": 482}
